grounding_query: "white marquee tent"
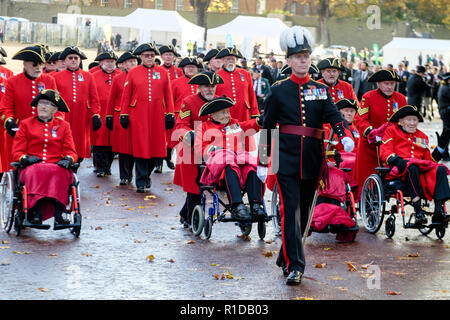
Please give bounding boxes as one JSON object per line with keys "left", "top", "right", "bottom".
{"left": 207, "top": 16, "right": 289, "bottom": 58}
{"left": 110, "top": 9, "right": 205, "bottom": 53}
{"left": 381, "top": 37, "right": 450, "bottom": 68}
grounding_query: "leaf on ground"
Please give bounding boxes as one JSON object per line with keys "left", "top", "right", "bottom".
{"left": 336, "top": 286, "right": 348, "bottom": 291}
{"left": 1, "top": 261, "right": 10, "bottom": 266}
{"left": 347, "top": 262, "right": 357, "bottom": 272}
{"left": 147, "top": 254, "right": 155, "bottom": 262}
{"left": 236, "top": 234, "right": 251, "bottom": 241}
{"left": 144, "top": 195, "right": 157, "bottom": 200}
{"left": 38, "top": 287, "right": 51, "bottom": 292}
{"left": 293, "top": 297, "right": 316, "bottom": 300}
{"left": 360, "top": 262, "right": 373, "bottom": 269}
{"left": 48, "top": 253, "right": 58, "bottom": 258}
{"left": 315, "top": 263, "right": 326, "bottom": 268}
{"left": 0, "top": 246, "right": 10, "bottom": 249}
{"left": 12, "top": 251, "right": 31, "bottom": 255}
{"left": 81, "top": 252, "right": 92, "bottom": 257}
{"left": 95, "top": 226, "right": 103, "bottom": 230}
{"left": 187, "top": 240, "right": 196, "bottom": 244}
{"left": 263, "top": 251, "right": 273, "bottom": 258}
{"left": 164, "top": 187, "right": 174, "bottom": 191}
{"left": 168, "top": 259, "right": 175, "bottom": 263}
{"left": 1, "top": 240, "right": 10, "bottom": 244}
{"left": 168, "top": 203, "right": 176, "bottom": 207}
{"left": 323, "top": 247, "right": 332, "bottom": 251}
{"left": 328, "top": 275, "right": 345, "bottom": 281}
{"left": 407, "top": 253, "right": 420, "bottom": 258}
{"left": 386, "top": 291, "right": 402, "bottom": 295}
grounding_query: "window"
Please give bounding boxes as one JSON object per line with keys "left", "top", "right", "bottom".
{"left": 231, "top": 0, "right": 239, "bottom": 13}
{"left": 101, "top": 0, "right": 108, "bottom": 7}
{"left": 124, "top": 0, "right": 132, "bottom": 8}
{"left": 175, "top": 0, "right": 184, "bottom": 11}
{"left": 155, "top": 0, "right": 164, "bottom": 9}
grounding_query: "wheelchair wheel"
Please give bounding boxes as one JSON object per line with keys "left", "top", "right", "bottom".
{"left": 204, "top": 217, "right": 213, "bottom": 240}
{"left": 239, "top": 222, "right": 252, "bottom": 237}
{"left": 14, "top": 213, "right": 23, "bottom": 236}
{"left": 70, "top": 212, "right": 82, "bottom": 238}
{"left": 419, "top": 225, "right": 433, "bottom": 236}
{"left": 436, "top": 226, "right": 446, "bottom": 240}
{"left": 191, "top": 205, "right": 204, "bottom": 236}
{"left": 360, "top": 174, "right": 384, "bottom": 234}
{"left": 257, "top": 221, "right": 266, "bottom": 240}
{"left": 385, "top": 215, "right": 395, "bottom": 238}
{"left": 271, "top": 184, "right": 282, "bottom": 236}
{"left": 0, "top": 171, "right": 15, "bottom": 233}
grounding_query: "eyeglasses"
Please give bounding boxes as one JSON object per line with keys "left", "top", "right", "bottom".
{"left": 141, "top": 53, "right": 156, "bottom": 58}
{"left": 67, "top": 56, "right": 80, "bottom": 60}
{"left": 37, "top": 100, "right": 56, "bottom": 108}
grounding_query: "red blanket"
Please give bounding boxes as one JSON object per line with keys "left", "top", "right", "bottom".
{"left": 19, "top": 163, "right": 73, "bottom": 221}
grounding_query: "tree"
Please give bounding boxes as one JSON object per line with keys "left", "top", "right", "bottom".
{"left": 189, "top": 0, "right": 212, "bottom": 50}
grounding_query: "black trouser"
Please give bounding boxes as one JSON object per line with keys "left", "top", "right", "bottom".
{"left": 275, "top": 174, "right": 317, "bottom": 274}
{"left": 31, "top": 198, "right": 65, "bottom": 220}
{"left": 135, "top": 157, "right": 160, "bottom": 189}
{"left": 223, "top": 166, "right": 263, "bottom": 205}
{"left": 405, "top": 164, "right": 450, "bottom": 202}
{"left": 93, "top": 146, "right": 114, "bottom": 174}
{"left": 119, "top": 153, "right": 135, "bottom": 180}
{"left": 179, "top": 192, "right": 202, "bottom": 223}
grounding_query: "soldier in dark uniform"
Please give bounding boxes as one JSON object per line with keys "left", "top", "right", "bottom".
{"left": 397, "top": 62, "right": 410, "bottom": 96}
{"left": 437, "top": 72, "right": 450, "bottom": 161}
{"left": 407, "top": 66, "right": 430, "bottom": 118}
{"left": 257, "top": 26, "right": 354, "bottom": 285}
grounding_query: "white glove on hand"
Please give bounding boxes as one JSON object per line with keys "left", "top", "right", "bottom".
{"left": 257, "top": 165, "right": 268, "bottom": 183}
{"left": 341, "top": 136, "right": 355, "bottom": 153}
{"left": 375, "top": 136, "right": 382, "bottom": 143}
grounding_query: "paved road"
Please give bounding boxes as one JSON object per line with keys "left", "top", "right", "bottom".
{"left": 0, "top": 119, "right": 449, "bottom": 300}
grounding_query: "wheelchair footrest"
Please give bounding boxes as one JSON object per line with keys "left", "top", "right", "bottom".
{"left": 53, "top": 223, "right": 80, "bottom": 230}
{"left": 23, "top": 222, "right": 51, "bottom": 230}
{"left": 218, "top": 215, "right": 271, "bottom": 223}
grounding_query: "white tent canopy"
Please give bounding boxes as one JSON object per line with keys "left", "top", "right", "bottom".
{"left": 381, "top": 37, "right": 450, "bottom": 68}
{"left": 110, "top": 9, "right": 205, "bottom": 54}
{"left": 207, "top": 16, "right": 288, "bottom": 58}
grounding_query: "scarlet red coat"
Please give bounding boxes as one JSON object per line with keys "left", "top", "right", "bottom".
{"left": 0, "top": 65, "right": 13, "bottom": 172}
{"left": 120, "top": 64, "right": 174, "bottom": 159}
{"left": 354, "top": 89, "right": 407, "bottom": 187}
{"left": 317, "top": 78, "right": 358, "bottom": 103}
{"left": 92, "top": 68, "right": 121, "bottom": 146}
{"left": 53, "top": 69, "right": 101, "bottom": 158}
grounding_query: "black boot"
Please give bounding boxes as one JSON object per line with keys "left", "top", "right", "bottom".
{"left": 231, "top": 203, "right": 251, "bottom": 221}
{"left": 165, "top": 148, "right": 175, "bottom": 170}
{"left": 432, "top": 200, "right": 449, "bottom": 223}
{"left": 413, "top": 200, "right": 427, "bottom": 224}
{"left": 54, "top": 202, "right": 69, "bottom": 225}
{"left": 251, "top": 202, "right": 267, "bottom": 219}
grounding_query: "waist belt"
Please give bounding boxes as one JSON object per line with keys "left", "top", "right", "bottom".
{"left": 279, "top": 124, "right": 324, "bottom": 140}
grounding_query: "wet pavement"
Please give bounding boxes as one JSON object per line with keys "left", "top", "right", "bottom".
{"left": 0, "top": 119, "right": 449, "bottom": 300}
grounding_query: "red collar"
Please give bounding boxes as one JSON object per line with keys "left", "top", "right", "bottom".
{"left": 290, "top": 73, "right": 310, "bottom": 86}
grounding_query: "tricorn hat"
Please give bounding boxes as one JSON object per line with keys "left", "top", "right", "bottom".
{"left": 0, "top": 46, "right": 7, "bottom": 57}
{"left": 48, "top": 51, "right": 62, "bottom": 62}
{"left": 215, "top": 47, "right": 243, "bottom": 59}
{"left": 133, "top": 42, "right": 160, "bottom": 56}
{"left": 203, "top": 49, "right": 220, "bottom": 62}
{"left": 317, "top": 58, "right": 343, "bottom": 71}
{"left": 0, "top": 56, "right": 6, "bottom": 65}
{"left": 88, "top": 61, "right": 99, "bottom": 70}
{"left": 30, "top": 89, "right": 70, "bottom": 112}
{"left": 199, "top": 96, "right": 235, "bottom": 117}
{"left": 59, "top": 46, "right": 88, "bottom": 60}
{"left": 159, "top": 45, "right": 177, "bottom": 56}
{"left": 416, "top": 65, "right": 426, "bottom": 73}
{"left": 335, "top": 99, "right": 358, "bottom": 111}
{"left": 12, "top": 45, "right": 47, "bottom": 63}
{"left": 368, "top": 69, "right": 400, "bottom": 82}
{"left": 309, "top": 64, "right": 319, "bottom": 74}
{"left": 178, "top": 57, "right": 203, "bottom": 69}
{"left": 95, "top": 51, "right": 118, "bottom": 61}
{"left": 280, "top": 26, "right": 314, "bottom": 57}
{"left": 280, "top": 64, "right": 292, "bottom": 75}
{"left": 388, "top": 105, "right": 424, "bottom": 123}
{"left": 117, "top": 51, "right": 141, "bottom": 64}
{"left": 188, "top": 71, "right": 224, "bottom": 85}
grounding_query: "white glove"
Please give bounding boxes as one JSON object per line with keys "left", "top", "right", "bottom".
{"left": 341, "top": 136, "right": 355, "bottom": 153}
{"left": 257, "top": 165, "right": 268, "bottom": 183}
{"left": 375, "top": 136, "right": 382, "bottom": 142}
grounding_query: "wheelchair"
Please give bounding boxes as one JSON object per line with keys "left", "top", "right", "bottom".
{"left": 359, "top": 166, "right": 448, "bottom": 240}
{"left": 190, "top": 164, "right": 272, "bottom": 240}
{"left": 0, "top": 162, "right": 82, "bottom": 237}
{"left": 270, "top": 150, "right": 358, "bottom": 241}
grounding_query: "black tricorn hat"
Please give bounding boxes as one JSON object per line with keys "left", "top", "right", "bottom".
{"left": 280, "top": 64, "right": 292, "bottom": 75}
{"left": 215, "top": 47, "right": 243, "bottom": 59}
{"left": 159, "top": 45, "right": 177, "bottom": 55}
{"left": 59, "top": 46, "right": 88, "bottom": 60}
{"left": 0, "top": 46, "right": 7, "bottom": 57}
{"left": 12, "top": 45, "right": 47, "bottom": 63}
{"left": 317, "top": 58, "right": 343, "bottom": 71}
{"left": 117, "top": 51, "right": 141, "bottom": 64}
{"left": 368, "top": 69, "right": 400, "bottom": 82}
{"left": 388, "top": 105, "right": 423, "bottom": 123}
{"left": 280, "top": 26, "right": 314, "bottom": 57}
{"left": 47, "top": 51, "right": 62, "bottom": 63}
{"left": 44, "top": 51, "right": 53, "bottom": 62}
{"left": 199, "top": 96, "right": 235, "bottom": 117}
{"left": 309, "top": 63, "right": 319, "bottom": 74}
{"left": 203, "top": 48, "right": 220, "bottom": 62}
{"left": 188, "top": 71, "right": 224, "bottom": 85}
{"left": 133, "top": 42, "right": 160, "bottom": 56}
{"left": 95, "top": 51, "right": 118, "bottom": 61}
{"left": 178, "top": 57, "right": 203, "bottom": 69}
{"left": 30, "top": 89, "right": 70, "bottom": 112}
{"left": 0, "top": 56, "right": 6, "bottom": 65}
{"left": 88, "top": 61, "right": 99, "bottom": 70}
{"left": 335, "top": 98, "right": 358, "bottom": 111}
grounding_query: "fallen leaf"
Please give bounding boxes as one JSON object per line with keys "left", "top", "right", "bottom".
{"left": 407, "top": 253, "right": 420, "bottom": 258}
{"left": 263, "top": 251, "right": 273, "bottom": 258}
{"left": 133, "top": 239, "right": 143, "bottom": 243}
{"left": 323, "top": 247, "right": 332, "bottom": 251}
{"left": 147, "top": 254, "right": 155, "bottom": 262}
{"left": 1, "top": 261, "right": 9, "bottom": 266}
{"left": 347, "top": 262, "right": 357, "bottom": 272}
{"left": 48, "top": 253, "right": 58, "bottom": 257}
{"left": 12, "top": 251, "right": 31, "bottom": 255}
{"left": 315, "top": 263, "right": 326, "bottom": 268}
{"left": 225, "top": 270, "right": 234, "bottom": 279}
{"left": 127, "top": 208, "right": 135, "bottom": 211}
{"left": 0, "top": 246, "right": 10, "bottom": 249}
{"left": 144, "top": 195, "right": 157, "bottom": 200}
{"left": 336, "top": 286, "right": 349, "bottom": 291}
{"left": 1, "top": 240, "right": 10, "bottom": 244}
{"left": 138, "top": 206, "right": 144, "bottom": 209}
{"left": 168, "top": 203, "right": 176, "bottom": 207}
{"left": 164, "top": 187, "right": 174, "bottom": 191}
{"left": 154, "top": 214, "right": 159, "bottom": 217}
{"left": 168, "top": 259, "right": 175, "bottom": 263}
{"left": 81, "top": 252, "right": 92, "bottom": 257}
{"left": 293, "top": 297, "right": 316, "bottom": 300}
{"left": 94, "top": 185, "right": 100, "bottom": 189}
{"left": 38, "top": 287, "right": 51, "bottom": 292}
{"left": 236, "top": 234, "right": 251, "bottom": 241}
{"left": 360, "top": 262, "right": 373, "bottom": 270}
{"left": 386, "top": 291, "right": 402, "bottom": 295}
{"left": 187, "top": 240, "right": 196, "bottom": 244}
{"left": 95, "top": 226, "right": 103, "bottom": 230}
{"left": 213, "top": 274, "right": 220, "bottom": 280}
{"left": 328, "top": 275, "right": 345, "bottom": 281}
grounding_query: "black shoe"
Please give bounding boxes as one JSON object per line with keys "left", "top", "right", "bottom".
{"left": 282, "top": 265, "right": 289, "bottom": 277}
{"left": 231, "top": 204, "right": 251, "bottom": 221}
{"left": 154, "top": 165, "right": 162, "bottom": 174}
{"left": 120, "top": 179, "right": 128, "bottom": 185}
{"left": 166, "top": 159, "right": 175, "bottom": 170}
{"left": 97, "top": 172, "right": 106, "bottom": 177}
{"left": 415, "top": 210, "right": 427, "bottom": 224}
{"left": 286, "top": 270, "right": 303, "bottom": 285}
{"left": 137, "top": 187, "right": 146, "bottom": 193}
{"left": 106, "top": 169, "right": 112, "bottom": 176}
{"left": 54, "top": 215, "right": 70, "bottom": 225}
{"left": 251, "top": 203, "right": 267, "bottom": 219}
{"left": 146, "top": 178, "right": 152, "bottom": 189}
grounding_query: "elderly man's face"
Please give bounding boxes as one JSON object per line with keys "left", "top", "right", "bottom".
{"left": 322, "top": 67, "right": 340, "bottom": 84}
{"left": 100, "top": 58, "right": 116, "bottom": 73}
{"left": 211, "top": 108, "right": 230, "bottom": 124}
{"left": 223, "top": 56, "right": 237, "bottom": 72}
{"left": 378, "top": 80, "right": 396, "bottom": 97}
{"left": 183, "top": 65, "right": 198, "bottom": 78}
{"left": 199, "top": 84, "right": 216, "bottom": 101}
{"left": 210, "top": 57, "right": 223, "bottom": 70}
{"left": 65, "top": 54, "right": 81, "bottom": 71}
{"left": 23, "top": 61, "right": 44, "bottom": 78}
{"left": 161, "top": 52, "right": 175, "bottom": 66}
{"left": 339, "top": 107, "right": 356, "bottom": 124}
{"left": 399, "top": 115, "right": 419, "bottom": 134}
{"left": 287, "top": 52, "right": 311, "bottom": 77}
{"left": 125, "top": 58, "right": 138, "bottom": 71}
{"left": 140, "top": 51, "right": 156, "bottom": 67}
{"left": 37, "top": 99, "right": 58, "bottom": 122}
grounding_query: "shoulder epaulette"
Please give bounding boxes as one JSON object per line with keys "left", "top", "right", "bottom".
{"left": 271, "top": 77, "right": 289, "bottom": 87}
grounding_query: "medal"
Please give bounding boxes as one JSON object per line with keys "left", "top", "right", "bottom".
{"left": 152, "top": 72, "right": 160, "bottom": 79}
{"left": 38, "top": 83, "right": 45, "bottom": 92}
{"left": 78, "top": 74, "right": 84, "bottom": 82}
